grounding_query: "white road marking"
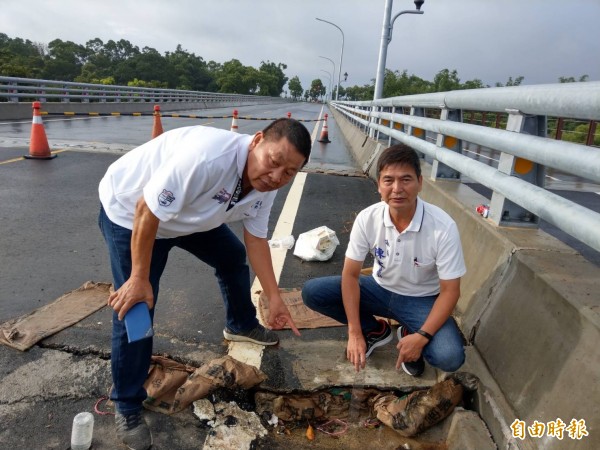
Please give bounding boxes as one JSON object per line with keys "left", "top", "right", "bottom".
{"left": 226, "top": 107, "right": 324, "bottom": 366}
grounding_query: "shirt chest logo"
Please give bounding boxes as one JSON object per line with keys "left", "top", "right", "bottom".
{"left": 212, "top": 188, "right": 232, "bottom": 204}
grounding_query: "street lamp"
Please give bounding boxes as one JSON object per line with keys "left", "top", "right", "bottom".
{"left": 319, "top": 56, "right": 336, "bottom": 100}
{"left": 320, "top": 70, "right": 332, "bottom": 101}
{"left": 316, "top": 17, "right": 344, "bottom": 101}
{"left": 373, "top": 0, "right": 424, "bottom": 100}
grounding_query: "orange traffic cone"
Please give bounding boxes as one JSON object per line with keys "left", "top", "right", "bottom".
{"left": 318, "top": 113, "right": 331, "bottom": 143}
{"left": 25, "top": 101, "right": 56, "bottom": 159}
{"left": 152, "top": 105, "right": 163, "bottom": 139}
{"left": 230, "top": 109, "right": 239, "bottom": 132}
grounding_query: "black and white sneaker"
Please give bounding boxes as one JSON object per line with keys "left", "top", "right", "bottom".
{"left": 223, "top": 324, "right": 279, "bottom": 346}
{"left": 397, "top": 326, "right": 425, "bottom": 376}
{"left": 115, "top": 411, "right": 153, "bottom": 450}
{"left": 365, "top": 319, "right": 393, "bottom": 357}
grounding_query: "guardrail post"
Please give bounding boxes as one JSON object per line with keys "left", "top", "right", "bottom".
{"left": 388, "top": 107, "right": 396, "bottom": 147}
{"left": 61, "top": 84, "right": 70, "bottom": 103}
{"left": 361, "top": 106, "right": 369, "bottom": 134}
{"left": 431, "top": 108, "right": 462, "bottom": 181}
{"left": 408, "top": 107, "right": 427, "bottom": 160}
{"left": 375, "top": 105, "right": 383, "bottom": 141}
{"left": 586, "top": 120, "right": 597, "bottom": 146}
{"left": 488, "top": 109, "right": 546, "bottom": 227}
{"left": 9, "top": 81, "right": 19, "bottom": 103}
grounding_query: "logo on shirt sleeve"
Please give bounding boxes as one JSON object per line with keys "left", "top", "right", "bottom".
{"left": 158, "top": 189, "right": 175, "bottom": 206}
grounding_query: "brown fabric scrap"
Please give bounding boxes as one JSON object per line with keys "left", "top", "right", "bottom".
{"left": 144, "top": 355, "right": 267, "bottom": 414}
{"left": 373, "top": 378, "right": 463, "bottom": 437}
{"left": 0, "top": 281, "right": 111, "bottom": 351}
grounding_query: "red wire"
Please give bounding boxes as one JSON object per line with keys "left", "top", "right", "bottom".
{"left": 94, "top": 395, "right": 115, "bottom": 416}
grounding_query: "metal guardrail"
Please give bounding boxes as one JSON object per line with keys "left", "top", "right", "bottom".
{"left": 0, "top": 76, "right": 283, "bottom": 104}
{"left": 330, "top": 82, "right": 600, "bottom": 253}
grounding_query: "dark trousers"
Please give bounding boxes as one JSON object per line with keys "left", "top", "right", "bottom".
{"left": 98, "top": 206, "right": 258, "bottom": 414}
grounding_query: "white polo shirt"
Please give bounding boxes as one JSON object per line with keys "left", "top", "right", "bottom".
{"left": 346, "top": 198, "right": 466, "bottom": 297}
{"left": 99, "top": 126, "right": 276, "bottom": 239}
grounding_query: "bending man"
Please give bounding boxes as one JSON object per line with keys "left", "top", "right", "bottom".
{"left": 99, "top": 118, "right": 311, "bottom": 450}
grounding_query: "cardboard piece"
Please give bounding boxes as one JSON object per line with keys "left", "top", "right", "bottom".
{"left": 0, "top": 281, "right": 111, "bottom": 351}
{"left": 257, "top": 288, "right": 344, "bottom": 329}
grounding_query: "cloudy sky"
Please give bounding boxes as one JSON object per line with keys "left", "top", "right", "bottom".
{"left": 2, "top": 0, "right": 599, "bottom": 92}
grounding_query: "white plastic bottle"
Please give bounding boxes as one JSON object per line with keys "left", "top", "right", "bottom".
{"left": 71, "top": 412, "right": 94, "bottom": 450}
{"left": 268, "top": 235, "right": 295, "bottom": 249}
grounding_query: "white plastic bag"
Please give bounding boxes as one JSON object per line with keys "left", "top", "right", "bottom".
{"left": 292, "top": 226, "right": 340, "bottom": 262}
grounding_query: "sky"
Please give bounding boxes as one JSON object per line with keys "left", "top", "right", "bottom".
{"left": 2, "top": 0, "right": 599, "bottom": 93}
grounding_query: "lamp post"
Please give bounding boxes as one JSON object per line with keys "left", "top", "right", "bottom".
{"left": 319, "top": 55, "right": 336, "bottom": 99}
{"left": 320, "top": 70, "right": 332, "bottom": 102}
{"left": 373, "top": 0, "right": 424, "bottom": 100}
{"left": 316, "top": 17, "right": 344, "bottom": 101}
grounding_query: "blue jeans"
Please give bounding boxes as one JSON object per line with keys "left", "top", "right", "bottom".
{"left": 302, "top": 275, "right": 465, "bottom": 372}
{"left": 98, "top": 206, "right": 259, "bottom": 414}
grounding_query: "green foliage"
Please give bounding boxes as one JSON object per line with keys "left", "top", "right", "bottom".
{"left": 42, "top": 39, "right": 88, "bottom": 81}
{"left": 288, "top": 76, "right": 303, "bottom": 100}
{"left": 258, "top": 61, "right": 288, "bottom": 96}
{"left": 127, "top": 78, "right": 168, "bottom": 89}
{"left": 309, "top": 79, "right": 325, "bottom": 101}
{"left": 1, "top": 31, "right": 594, "bottom": 100}
{"left": 560, "top": 122, "right": 599, "bottom": 145}
{"left": 0, "top": 33, "right": 288, "bottom": 96}
{"left": 559, "top": 75, "right": 589, "bottom": 83}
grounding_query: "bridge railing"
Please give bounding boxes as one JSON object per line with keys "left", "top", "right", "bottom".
{"left": 0, "top": 75, "right": 282, "bottom": 104}
{"left": 331, "top": 82, "right": 600, "bottom": 253}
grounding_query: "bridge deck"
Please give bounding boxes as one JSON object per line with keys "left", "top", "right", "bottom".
{"left": 0, "top": 102, "right": 588, "bottom": 448}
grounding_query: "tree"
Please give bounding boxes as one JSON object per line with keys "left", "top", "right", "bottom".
{"left": 0, "top": 34, "right": 45, "bottom": 78}
{"left": 462, "top": 78, "right": 487, "bottom": 90}
{"left": 258, "top": 61, "right": 288, "bottom": 96}
{"left": 215, "top": 59, "right": 260, "bottom": 94}
{"left": 128, "top": 47, "right": 170, "bottom": 86}
{"left": 309, "top": 79, "right": 325, "bottom": 101}
{"left": 42, "top": 39, "right": 89, "bottom": 81}
{"left": 433, "top": 69, "right": 461, "bottom": 92}
{"left": 287, "top": 76, "right": 303, "bottom": 100}
{"left": 495, "top": 76, "right": 524, "bottom": 87}
{"left": 559, "top": 75, "right": 589, "bottom": 83}
{"left": 382, "top": 69, "right": 432, "bottom": 97}
{"left": 164, "top": 45, "right": 213, "bottom": 91}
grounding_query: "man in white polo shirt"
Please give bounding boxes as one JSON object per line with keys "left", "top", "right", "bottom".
{"left": 98, "top": 118, "right": 311, "bottom": 450}
{"left": 303, "top": 144, "right": 466, "bottom": 378}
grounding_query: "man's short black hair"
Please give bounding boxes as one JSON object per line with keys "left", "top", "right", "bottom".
{"left": 376, "top": 144, "right": 422, "bottom": 179}
{"left": 262, "top": 118, "right": 312, "bottom": 167}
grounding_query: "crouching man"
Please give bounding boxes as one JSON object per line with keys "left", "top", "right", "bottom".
{"left": 302, "top": 144, "right": 466, "bottom": 377}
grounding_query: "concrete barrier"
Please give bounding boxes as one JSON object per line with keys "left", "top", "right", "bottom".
{"left": 331, "top": 107, "right": 599, "bottom": 450}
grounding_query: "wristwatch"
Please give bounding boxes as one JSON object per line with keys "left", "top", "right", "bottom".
{"left": 416, "top": 329, "right": 433, "bottom": 341}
